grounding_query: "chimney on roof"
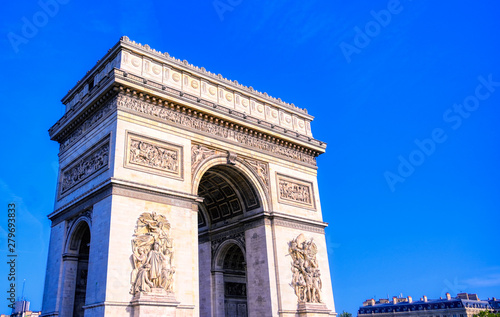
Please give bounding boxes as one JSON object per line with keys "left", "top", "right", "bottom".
{"left": 393, "top": 297, "right": 397, "bottom": 304}
{"left": 371, "top": 299, "right": 376, "bottom": 306}
{"left": 446, "top": 293, "right": 451, "bottom": 300}
{"left": 469, "top": 294, "right": 479, "bottom": 301}
{"left": 423, "top": 296, "right": 428, "bottom": 302}
{"left": 408, "top": 296, "right": 413, "bottom": 303}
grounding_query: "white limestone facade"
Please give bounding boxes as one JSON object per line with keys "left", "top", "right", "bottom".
{"left": 41, "top": 36, "right": 335, "bottom": 317}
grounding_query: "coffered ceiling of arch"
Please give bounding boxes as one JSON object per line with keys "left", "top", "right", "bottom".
{"left": 197, "top": 166, "right": 260, "bottom": 227}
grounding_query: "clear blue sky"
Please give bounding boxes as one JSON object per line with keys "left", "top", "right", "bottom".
{"left": 1, "top": 0, "right": 499, "bottom": 314}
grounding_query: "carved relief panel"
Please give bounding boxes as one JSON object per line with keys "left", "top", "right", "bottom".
{"left": 130, "top": 212, "right": 175, "bottom": 295}
{"left": 276, "top": 173, "right": 315, "bottom": 210}
{"left": 124, "top": 132, "right": 183, "bottom": 180}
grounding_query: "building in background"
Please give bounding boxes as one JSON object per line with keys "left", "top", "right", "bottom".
{"left": 10, "top": 300, "right": 41, "bottom": 317}
{"left": 358, "top": 293, "right": 498, "bottom": 317}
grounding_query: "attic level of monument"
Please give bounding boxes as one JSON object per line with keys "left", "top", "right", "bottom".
{"left": 48, "top": 36, "right": 326, "bottom": 161}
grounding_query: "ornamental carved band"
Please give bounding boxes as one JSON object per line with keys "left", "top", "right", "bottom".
{"left": 130, "top": 212, "right": 175, "bottom": 295}
{"left": 60, "top": 96, "right": 117, "bottom": 152}
{"left": 289, "top": 234, "right": 322, "bottom": 303}
{"left": 117, "top": 94, "right": 316, "bottom": 166}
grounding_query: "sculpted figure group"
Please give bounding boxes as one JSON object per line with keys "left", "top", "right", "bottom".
{"left": 129, "top": 140, "right": 178, "bottom": 172}
{"left": 289, "top": 233, "right": 322, "bottom": 303}
{"left": 130, "top": 212, "right": 175, "bottom": 295}
{"left": 279, "top": 180, "right": 312, "bottom": 204}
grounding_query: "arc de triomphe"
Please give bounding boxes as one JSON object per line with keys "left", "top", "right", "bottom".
{"left": 41, "top": 36, "right": 336, "bottom": 317}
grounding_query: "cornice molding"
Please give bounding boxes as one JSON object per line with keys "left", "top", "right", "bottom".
{"left": 116, "top": 92, "right": 319, "bottom": 166}
{"left": 49, "top": 75, "right": 118, "bottom": 142}
{"left": 113, "top": 69, "right": 325, "bottom": 150}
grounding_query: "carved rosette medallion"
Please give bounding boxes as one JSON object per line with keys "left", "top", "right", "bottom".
{"left": 289, "top": 233, "right": 322, "bottom": 303}
{"left": 277, "top": 174, "right": 315, "bottom": 210}
{"left": 125, "top": 133, "right": 183, "bottom": 179}
{"left": 130, "top": 212, "right": 175, "bottom": 295}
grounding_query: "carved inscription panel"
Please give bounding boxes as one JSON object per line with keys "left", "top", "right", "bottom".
{"left": 276, "top": 174, "right": 315, "bottom": 210}
{"left": 125, "top": 132, "right": 183, "bottom": 179}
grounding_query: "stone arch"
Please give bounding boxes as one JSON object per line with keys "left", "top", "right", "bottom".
{"left": 61, "top": 214, "right": 91, "bottom": 317}
{"left": 65, "top": 215, "right": 92, "bottom": 254}
{"left": 213, "top": 238, "right": 246, "bottom": 270}
{"left": 212, "top": 240, "right": 248, "bottom": 317}
{"left": 192, "top": 155, "right": 270, "bottom": 213}
{"left": 196, "top": 157, "right": 264, "bottom": 316}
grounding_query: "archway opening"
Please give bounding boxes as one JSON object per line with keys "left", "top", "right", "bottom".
{"left": 70, "top": 222, "right": 90, "bottom": 317}
{"left": 222, "top": 244, "right": 247, "bottom": 317}
{"left": 197, "top": 164, "right": 261, "bottom": 231}
{"left": 196, "top": 164, "right": 261, "bottom": 316}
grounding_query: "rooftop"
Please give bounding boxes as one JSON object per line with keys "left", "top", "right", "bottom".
{"left": 359, "top": 293, "right": 499, "bottom": 315}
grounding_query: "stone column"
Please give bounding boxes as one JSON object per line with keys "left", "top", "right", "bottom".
{"left": 213, "top": 271, "right": 224, "bottom": 316}
{"left": 245, "top": 225, "right": 276, "bottom": 316}
{"left": 60, "top": 253, "right": 79, "bottom": 317}
{"left": 199, "top": 240, "right": 213, "bottom": 317}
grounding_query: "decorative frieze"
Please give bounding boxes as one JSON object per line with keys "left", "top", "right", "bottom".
{"left": 60, "top": 96, "right": 117, "bottom": 152}
{"left": 276, "top": 174, "right": 315, "bottom": 210}
{"left": 289, "top": 233, "right": 322, "bottom": 303}
{"left": 116, "top": 94, "right": 317, "bottom": 166}
{"left": 225, "top": 282, "right": 247, "bottom": 297}
{"left": 125, "top": 132, "right": 183, "bottom": 179}
{"left": 274, "top": 219, "right": 325, "bottom": 234}
{"left": 130, "top": 212, "right": 175, "bottom": 295}
{"left": 60, "top": 136, "right": 110, "bottom": 195}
